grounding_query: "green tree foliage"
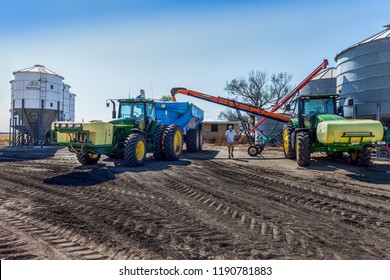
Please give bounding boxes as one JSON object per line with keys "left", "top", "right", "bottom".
{"left": 159, "top": 95, "right": 172, "bottom": 101}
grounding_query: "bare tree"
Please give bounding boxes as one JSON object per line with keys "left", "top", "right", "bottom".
{"left": 219, "top": 70, "right": 293, "bottom": 124}
{"left": 225, "top": 70, "right": 270, "bottom": 108}
{"left": 270, "top": 72, "right": 293, "bottom": 105}
{"left": 225, "top": 70, "right": 293, "bottom": 109}
{"left": 218, "top": 109, "right": 251, "bottom": 123}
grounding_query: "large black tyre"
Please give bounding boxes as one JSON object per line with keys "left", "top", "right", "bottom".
{"left": 197, "top": 129, "right": 203, "bottom": 151}
{"left": 296, "top": 131, "right": 311, "bottom": 167}
{"left": 153, "top": 124, "right": 166, "bottom": 160}
{"left": 124, "top": 133, "right": 146, "bottom": 167}
{"left": 349, "top": 146, "right": 371, "bottom": 167}
{"left": 283, "top": 123, "right": 296, "bottom": 159}
{"left": 77, "top": 152, "right": 101, "bottom": 165}
{"left": 186, "top": 129, "right": 199, "bottom": 153}
{"left": 164, "top": 124, "right": 183, "bottom": 161}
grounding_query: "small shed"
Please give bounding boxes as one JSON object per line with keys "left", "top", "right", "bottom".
{"left": 202, "top": 120, "right": 240, "bottom": 144}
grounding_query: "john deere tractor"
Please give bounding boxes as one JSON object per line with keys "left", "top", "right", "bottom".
{"left": 283, "top": 94, "right": 384, "bottom": 167}
{"left": 51, "top": 98, "right": 193, "bottom": 167}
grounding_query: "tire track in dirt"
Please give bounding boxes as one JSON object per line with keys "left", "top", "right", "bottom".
{"left": 1, "top": 166, "right": 256, "bottom": 259}
{"left": 159, "top": 170, "right": 323, "bottom": 259}
{"left": 160, "top": 160, "right": 389, "bottom": 259}
{"left": 0, "top": 172, "right": 165, "bottom": 259}
{"left": 214, "top": 161, "right": 390, "bottom": 230}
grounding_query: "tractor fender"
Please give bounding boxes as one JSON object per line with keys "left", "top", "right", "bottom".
{"left": 130, "top": 128, "right": 144, "bottom": 134}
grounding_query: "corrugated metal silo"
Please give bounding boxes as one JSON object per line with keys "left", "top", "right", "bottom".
{"left": 301, "top": 67, "right": 337, "bottom": 95}
{"left": 70, "top": 93, "right": 76, "bottom": 121}
{"left": 10, "top": 65, "right": 76, "bottom": 146}
{"left": 254, "top": 109, "right": 291, "bottom": 146}
{"left": 335, "top": 25, "right": 390, "bottom": 127}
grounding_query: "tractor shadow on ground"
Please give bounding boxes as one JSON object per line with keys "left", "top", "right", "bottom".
{"left": 43, "top": 158, "right": 192, "bottom": 187}
{"left": 180, "top": 150, "right": 220, "bottom": 160}
{"left": 307, "top": 155, "right": 390, "bottom": 185}
{"left": 0, "top": 147, "right": 58, "bottom": 162}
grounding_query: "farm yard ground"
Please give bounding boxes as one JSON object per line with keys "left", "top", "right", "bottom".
{"left": 0, "top": 144, "right": 389, "bottom": 260}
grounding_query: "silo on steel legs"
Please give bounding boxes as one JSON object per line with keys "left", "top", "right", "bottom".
{"left": 10, "top": 65, "right": 75, "bottom": 146}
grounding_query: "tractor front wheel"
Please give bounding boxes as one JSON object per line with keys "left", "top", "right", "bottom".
{"left": 349, "top": 147, "right": 371, "bottom": 167}
{"left": 77, "top": 152, "right": 101, "bottom": 165}
{"left": 296, "top": 131, "right": 311, "bottom": 167}
{"left": 124, "top": 133, "right": 146, "bottom": 167}
{"left": 283, "top": 123, "right": 296, "bottom": 159}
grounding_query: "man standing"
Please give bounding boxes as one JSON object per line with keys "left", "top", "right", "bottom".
{"left": 225, "top": 125, "right": 236, "bottom": 159}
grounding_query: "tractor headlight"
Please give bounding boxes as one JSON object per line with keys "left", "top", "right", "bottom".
{"left": 75, "top": 123, "right": 82, "bottom": 128}
{"left": 68, "top": 124, "right": 74, "bottom": 128}
{"left": 55, "top": 123, "right": 60, "bottom": 128}
{"left": 61, "top": 123, "right": 67, "bottom": 128}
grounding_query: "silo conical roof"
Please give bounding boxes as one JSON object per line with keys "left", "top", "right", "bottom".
{"left": 335, "top": 25, "right": 390, "bottom": 61}
{"left": 13, "top": 64, "right": 64, "bottom": 79}
{"left": 311, "top": 67, "right": 337, "bottom": 80}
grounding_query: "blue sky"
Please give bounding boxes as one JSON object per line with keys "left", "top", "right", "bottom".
{"left": 1, "top": 0, "right": 390, "bottom": 131}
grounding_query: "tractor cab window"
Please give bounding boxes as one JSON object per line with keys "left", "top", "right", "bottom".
{"left": 303, "top": 98, "right": 335, "bottom": 117}
{"left": 146, "top": 103, "right": 155, "bottom": 119}
{"left": 119, "top": 102, "right": 145, "bottom": 118}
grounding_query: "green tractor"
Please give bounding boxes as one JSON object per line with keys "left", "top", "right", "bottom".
{"left": 283, "top": 94, "right": 384, "bottom": 167}
{"left": 51, "top": 98, "right": 204, "bottom": 167}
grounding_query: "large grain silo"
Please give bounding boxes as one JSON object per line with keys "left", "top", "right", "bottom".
{"left": 335, "top": 25, "right": 390, "bottom": 127}
{"left": 301, "top": 67, "right": 337, "bottom": 95}
{"left": 10, "top": 65, "right": 76, "bottom": 146}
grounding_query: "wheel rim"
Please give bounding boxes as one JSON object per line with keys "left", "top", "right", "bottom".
{"left": 136, "top": 140, "right": 145, "bottom": 161}
{"left": 87, "top": 152, "right": 99, "bottom": 159}
{"left": 173, "top": 130, "right": 182, "bottom": 155}
{"left": 248, "top": 146, "right": 258, "bottom": 156}
{"left": 350, "top": 150, "right": 358, "bottom": 162}
{"left": 283, "top": 127, "right": 289, "bottom": 153}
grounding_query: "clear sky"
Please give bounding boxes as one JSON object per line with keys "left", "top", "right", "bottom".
{"left": 1, "top": 0, "right": 390, "bottom": 132}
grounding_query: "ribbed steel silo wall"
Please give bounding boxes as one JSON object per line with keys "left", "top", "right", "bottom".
{"left": 336, "top": 39, "right": 390, "bottom": 126}
{"left": 301, "top": 78, "right": 336, "bottom": 95}
{"left": 254, "top": 115, "right": 285, "bottom": 146}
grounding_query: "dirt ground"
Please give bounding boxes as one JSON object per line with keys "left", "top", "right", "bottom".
{"left": 0, "top": 144, "right": 389, "bottom": 260}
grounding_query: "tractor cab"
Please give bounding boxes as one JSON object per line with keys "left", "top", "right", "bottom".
{"left": 296, "top": 94, "right": 339, "bottom": 129}
{"left": 109, "top": 99, "right": 157, "bottom": 133}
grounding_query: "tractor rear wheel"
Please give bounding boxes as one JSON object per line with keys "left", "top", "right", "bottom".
{"left": 296, "top": 131, "right": 311, "bottom": 167}
{"left": 283, "top": 123, "right": 296, "bottom": 159}
{"left": 124, "top": 133, "right": 146, "bottom": 167}
{"left": 77, "top": 152, "right": 101, "bottom": 165}
{"left": 186, "top": 129, "right": 199, "bottom": 153}
{"left": 153, "top": 124, "right": 166, "bottom": 160}
{"left": 164, "top": 124, "right": 183, "bottom": 161}
{"left": 349, "top": 147, "right": 371, "bottom": 167}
